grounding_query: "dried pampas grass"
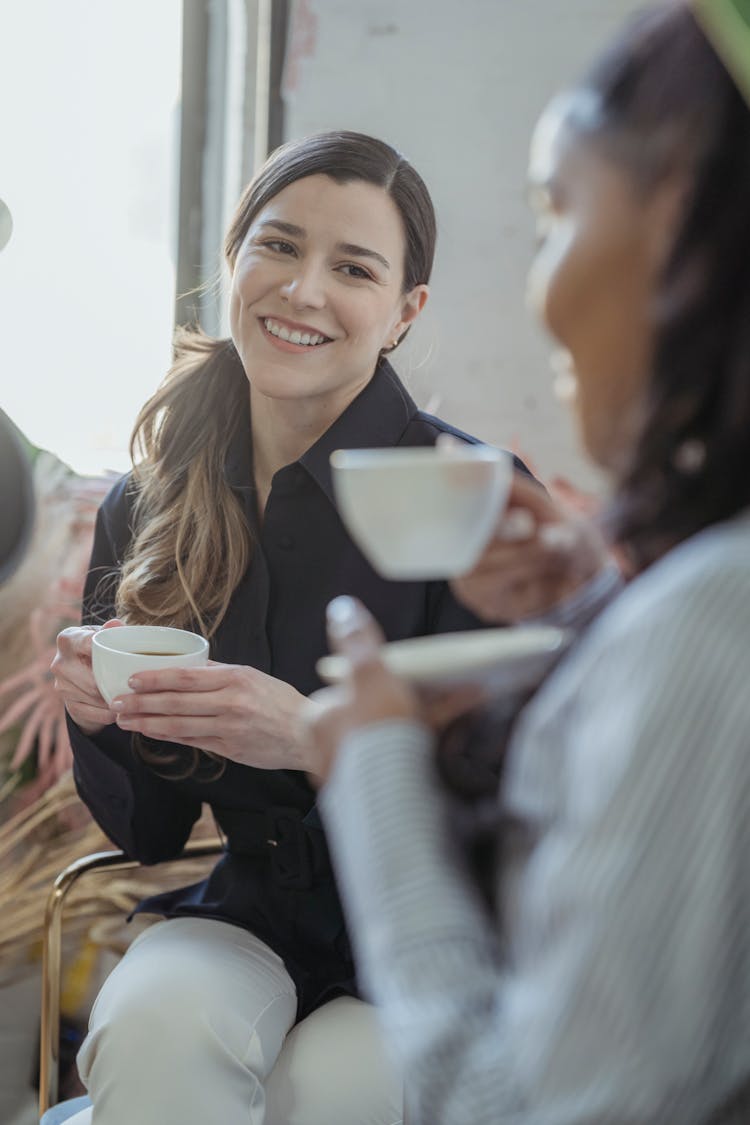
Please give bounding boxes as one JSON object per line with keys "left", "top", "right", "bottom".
{"left": 0, "top": 771, "right": 220, "bottom": 972}
{"left": 0, "top": 454, "right": 115, "bottom": 800}
{"left": 0, "top": 450, "right": 220, "bottom": 976}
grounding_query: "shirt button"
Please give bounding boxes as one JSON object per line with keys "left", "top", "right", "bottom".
{"left": 278, "top": 535, "right": 294, "bottom": 550}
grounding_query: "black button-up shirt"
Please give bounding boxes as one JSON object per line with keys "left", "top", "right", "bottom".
{"left": 69, "top": 359, "right": 496, "bottom": 1017}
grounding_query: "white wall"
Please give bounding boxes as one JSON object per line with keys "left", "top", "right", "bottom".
{"left": 283, "top": 0, "right": 640, "bottom": 489}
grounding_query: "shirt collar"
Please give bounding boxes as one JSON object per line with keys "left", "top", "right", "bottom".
{"left": 299, "top": 359, "right": 419, "bottom": 505}
{"left": 223, "top": 358, "right": 419, "bottom": 504}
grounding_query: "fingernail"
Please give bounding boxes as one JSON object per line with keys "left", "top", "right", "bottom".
{"left": 128, "top": 676, "right": 140, "bottom": 689}
{"left": 539, "top": 523, "right": 577, "bottom": 550}
{"left": 111, "top": 700, "right": 123, "bottom": 711}
{"left": 326, "top": 596, "right": 375, "bottom": 659}
{"left": 326, "top": 596, "right": 362, "bottom": 632}
{"left": 497, "top": 509, "right": 535, "bottom": 541}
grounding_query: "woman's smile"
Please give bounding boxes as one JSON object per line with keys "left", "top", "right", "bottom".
{"left": 259, "top": 315, "right": 333, "bottom": 353}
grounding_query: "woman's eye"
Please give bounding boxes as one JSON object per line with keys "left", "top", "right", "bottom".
{"left": 338, "top": 263, "right": 374, "bottom": 280}
{"left": 263, "top": 239, "right": 296, "bottom": 255}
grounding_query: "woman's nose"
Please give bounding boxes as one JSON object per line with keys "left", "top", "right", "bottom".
{"left": 279, "top": 263, "right": 326, "bottom": 309}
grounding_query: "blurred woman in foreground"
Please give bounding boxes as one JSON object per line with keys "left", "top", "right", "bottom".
{"left": 310, "top": 4, "right": 750, "bottom": 1122}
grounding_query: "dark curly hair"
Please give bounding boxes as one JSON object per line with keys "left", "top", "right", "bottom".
{"left": 570, "top": 2, "right": 750, "bottom": 570}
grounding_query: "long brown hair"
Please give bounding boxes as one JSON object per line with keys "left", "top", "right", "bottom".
{"left": 116, "top": 332, "right": 249, "bottom": 638}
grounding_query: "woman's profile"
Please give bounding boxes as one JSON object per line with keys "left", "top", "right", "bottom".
{"left": 311, "top": 6, "right": 750, "bottom": 1122}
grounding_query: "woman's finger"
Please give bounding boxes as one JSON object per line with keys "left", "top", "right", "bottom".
{"left": 112, "top": 690, "right": 221, "bottom": 717}
{"left": 326, "top": 596, "right": 385, "bottom": 666}
{"left": 504, "top": 471, "right": 560, "bottom": 519}
{"left": 55, "top": 683, "right": 106, "bottom": 709}
{"left": 453, "top": 569, "right": 570, "bottom": 623}
{"left": 67, "top": 701, "right": 117, "bottom": 727}
{"left": 494, "top": 508, "right": 537, "bottom": 542}
{"left": 55, "top": 626, "right": 96, "bottom": 661}
{"left": 127, "top": 664, "right": 237, "bottom": 694}
{"left": 116, "top": 714, "right": 221, "bottom": 741}
{"left": 53, "top": 665, "right": 104, "bottom": 701}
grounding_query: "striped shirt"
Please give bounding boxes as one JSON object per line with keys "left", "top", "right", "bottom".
{"left": 320, "top": 511, "right": 750, "bottom": 1123}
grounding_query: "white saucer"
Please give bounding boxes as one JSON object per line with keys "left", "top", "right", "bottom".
{"left": 316, "top": 626, "right": 569, "bottom": 691}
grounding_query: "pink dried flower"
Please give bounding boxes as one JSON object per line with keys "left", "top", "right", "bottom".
{"left": 0, "top": 468, "right": 114, "bottom": 802}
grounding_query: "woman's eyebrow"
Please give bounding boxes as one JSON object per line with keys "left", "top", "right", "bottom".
{"left": 336, "top": 242, "right": 391, "bottom": 270}
{"left": 258, "top": 219, "right": 306, "bottom": 238}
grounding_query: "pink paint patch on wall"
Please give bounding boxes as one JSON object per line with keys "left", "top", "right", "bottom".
{"left": 283, "top": 0, "right": 319, "bottom": 94}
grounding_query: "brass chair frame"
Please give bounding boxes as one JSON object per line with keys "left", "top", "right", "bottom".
{"left": 39, "top": 841, "right": 223, "bottom": 1117}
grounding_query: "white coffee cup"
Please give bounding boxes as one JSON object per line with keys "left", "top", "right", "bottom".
{"left": 330, "top": 444, "right": 512, "bottom": 580}
{"left": 92, "top": 625, "right": 209, "bottom": 705}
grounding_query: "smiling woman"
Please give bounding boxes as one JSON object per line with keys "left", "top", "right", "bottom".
{"left": 50, "top": 130, "right": 511, "bottom": 1125}
{"left": 229, "top": 174, "right": 427, "bottom": 436}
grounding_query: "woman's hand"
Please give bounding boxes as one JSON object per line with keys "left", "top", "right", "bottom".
{"left": 305, "top": 597, "right": 418, "bottom": 784}
{"left": 52, "top": 619, "right": 124, "bottom": 735}
{"left": 305, "top": 597, "right": 484, "bottom": 785}
{"left": 111, "top": 662, "right": 313, "bottom": 772}
{"left": 451, "top": 472, "right": 610, "bottom": 623}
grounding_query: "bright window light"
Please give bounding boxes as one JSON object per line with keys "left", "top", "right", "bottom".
{"left": 0, "top": 1, "right": 182, "bottom": 475}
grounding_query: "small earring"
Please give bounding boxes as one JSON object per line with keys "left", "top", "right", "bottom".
{"left": 672, "top": 438, "right": 706, "bottom": 474}
{"left": 389, "top": 337, "right": 400, "bottom": 349}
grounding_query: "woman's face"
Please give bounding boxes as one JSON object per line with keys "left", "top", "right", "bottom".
{"left": 526, "top": 96, "right": 683, "bottom": 471}
{"left": 229, "top": 174, "right": 427, "bottom": 411}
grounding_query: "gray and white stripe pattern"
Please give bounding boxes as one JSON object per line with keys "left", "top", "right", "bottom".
{"left": 320, "top": 510, "right": 750, "bottom": 1124}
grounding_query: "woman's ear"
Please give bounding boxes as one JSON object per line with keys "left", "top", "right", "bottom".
{"left": 394, "top": 284, "right": 429, "bottom": 338}
{"left": 645, "top": 173, "right": 690, "bottom": 275}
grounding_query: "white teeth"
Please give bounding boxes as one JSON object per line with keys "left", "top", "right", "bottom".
{"left": 263, "top": 318, "right": 327, "bottom": 346}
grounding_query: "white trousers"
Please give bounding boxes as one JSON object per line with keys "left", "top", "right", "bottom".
{"left": 72, "top": 917, "right": 402, "bottom": 1125}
